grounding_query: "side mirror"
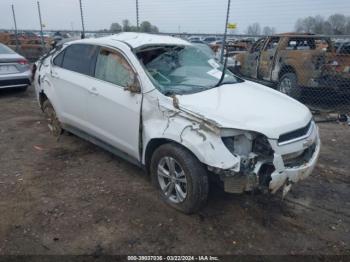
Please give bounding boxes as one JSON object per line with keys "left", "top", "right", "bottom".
{"left": 125, "top": 74, "right": 141, "bottom": 94}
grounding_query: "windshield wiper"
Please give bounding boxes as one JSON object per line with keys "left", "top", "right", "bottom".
{"left": 163, "top": 83, "right": 211, "bottom": 96}
{"left": 163, "top": 90, "right": 176, "bottom": 96}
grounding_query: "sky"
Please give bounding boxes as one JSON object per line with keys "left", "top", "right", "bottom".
{"left": 0, "top": 0, "right": 349, "bottom": 34}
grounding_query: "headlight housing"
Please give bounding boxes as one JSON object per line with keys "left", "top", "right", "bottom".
{"left": 222, "top": 131, "right": 273, "bottom": 158}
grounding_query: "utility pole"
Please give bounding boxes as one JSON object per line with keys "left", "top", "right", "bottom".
{"left": 220, "top": 0, "right": 231, "bottom": 63}
{"left": 79, "top": 0, "right": 85, "bottom": 38}
{"left": 11, "top": 4, "right": 19, "bottom": 52}
{"left": 37, "top": 1, "right": 45, "bottom": 50}
{"left": 136, "top": 0, "right": 140, "bottom": 30}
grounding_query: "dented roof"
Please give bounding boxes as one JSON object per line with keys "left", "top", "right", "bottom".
{"left": 110, "top": 32, "right": 190, "bottom": 48}
{"left": 74, "top": 32, "right": 191, "bottom": 49}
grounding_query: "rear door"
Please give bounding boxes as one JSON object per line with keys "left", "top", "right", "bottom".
{"left": 258, "top": 37, "right": 280, "bottom": 80}
{"left": 86, "top": 46, "right": 142, "bottom": 160}
{"left": 49, "top": 44, "right": 98, "bottom": 130}
{"left": 243, "top": 38, "right": 266, "bottom": 78}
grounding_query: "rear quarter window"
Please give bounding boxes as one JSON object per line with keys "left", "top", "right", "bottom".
{"left": 53, "top": 50, "right": 65, "bottom": 67}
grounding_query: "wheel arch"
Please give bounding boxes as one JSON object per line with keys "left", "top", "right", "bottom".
{"left": 143, "top": 138, "right": 201, "bottom": 175}
{"left": 279, "top": 64, "right": 297, "bottom": 80}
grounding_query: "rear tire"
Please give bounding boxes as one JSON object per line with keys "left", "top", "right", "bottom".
{"left": 42, "top": 100, "right": 62, "bottom": 137}
{"left": 278, "top": 73, "right": 302, "bottom": 100}
{"left": 150, "top": 143, "right": 209, "bottom": 214}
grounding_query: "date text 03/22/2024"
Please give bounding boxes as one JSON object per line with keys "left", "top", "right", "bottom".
{"left": 127, "top": 255, "right": 220, "bottom": 261}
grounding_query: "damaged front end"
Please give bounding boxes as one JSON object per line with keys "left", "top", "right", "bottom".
{"left": 208, "top": 121, "right": 320, "bottom": 196}
{"left": 136, "top": 41, "right": 320, "bottom": 198}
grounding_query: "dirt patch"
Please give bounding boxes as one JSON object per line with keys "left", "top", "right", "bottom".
{"left": 0, "top": 87, "right": 349, "bottom": 255}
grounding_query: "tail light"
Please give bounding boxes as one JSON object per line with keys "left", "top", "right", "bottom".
{"left": 17, "top": 59, "right": 28, "bottom": 65}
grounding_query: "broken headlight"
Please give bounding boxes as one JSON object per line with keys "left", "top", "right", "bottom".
{"left": 222, "top": 132, "right": 254, "bottom": 157}
{"left": 252, "top": 135, "right": 274, "bottom": 157}
{"left": 222, "top": 133, "right": 273, "bottom": 158}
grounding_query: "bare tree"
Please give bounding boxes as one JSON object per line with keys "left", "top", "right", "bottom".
{"left": 110, "top": 22, "right": 122, "bottom": 33}
{"left": 140, "top": 21, "right": 152, "bottom": 32}
{"left": 122, "top": 19, "right": 131, "bottom": 32}
{"left": 262, "top": 26, "right": 276, "bottom": 35}
{"left": 246, "top": 23, "right": 261, "bottom": 35}
{"left": 151, "top": 25, "right": 159, "bottom": 33}
{"left": 313, "top": 15, "right": 326, "bottom": 34}
{"left": 295, "top": 13, "right": 349, "bottom": 35}
{"left": 328, "top": 14, "right": 347, "bottom": 34}
{"left": 346, "top": 17, "right": 350, "bottom": 34}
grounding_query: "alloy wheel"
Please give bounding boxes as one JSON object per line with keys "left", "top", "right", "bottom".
{"left": 157, "top": 156, "right": 187, "bottom": 203}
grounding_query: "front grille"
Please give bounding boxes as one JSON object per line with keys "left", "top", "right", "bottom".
{"left": 278, "top": 121, "right": 312, "bottom": 144}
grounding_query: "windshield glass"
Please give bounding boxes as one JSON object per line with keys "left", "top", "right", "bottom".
{"left": 136, "top": 44, "right": 242, "bottom": 95}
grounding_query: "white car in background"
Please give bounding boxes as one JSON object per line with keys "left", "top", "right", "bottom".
{"left": 0, "top": 43, "right": 31, "bottom": 91}
{"left": 34, "top": 33, "right": 320, "bottom": 213}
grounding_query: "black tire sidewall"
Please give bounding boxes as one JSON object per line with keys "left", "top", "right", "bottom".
{"left": 278, "top": 73, "right": 302, "bottom": 99}
{"left": 150, "top": 143, "right": 208, "bottom": 214}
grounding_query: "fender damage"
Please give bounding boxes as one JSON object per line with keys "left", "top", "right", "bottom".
{"left": 141, "top": 88, "right": 321, "bottom": 196}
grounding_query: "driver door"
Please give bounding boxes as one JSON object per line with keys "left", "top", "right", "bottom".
{"left": 86, "top": 47, "right": 142, "bottom": 160}
{"left": 258, "top": 37, "right": 280, "bottom": 81}
{"left": 244, "top": 38, "right": 266, "bottom": 79}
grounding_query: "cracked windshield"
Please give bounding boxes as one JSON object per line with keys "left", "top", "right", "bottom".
{"left": 137, "top": 44, "right": 242, "bottom": 95}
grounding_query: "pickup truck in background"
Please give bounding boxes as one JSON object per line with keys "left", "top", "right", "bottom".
{"left": 322, "top": 41, "right": 350, "bottom": 90}
{"left": 233, "top": 33, "right": 336, "bottom": 99}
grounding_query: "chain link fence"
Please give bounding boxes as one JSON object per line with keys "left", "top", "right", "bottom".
{"left": 1, "top": 0, "right": 349, "bottom": 115}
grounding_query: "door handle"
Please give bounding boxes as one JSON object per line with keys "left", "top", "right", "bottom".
{"left": 89, "top": 87, "right": 99, "bottom": 96}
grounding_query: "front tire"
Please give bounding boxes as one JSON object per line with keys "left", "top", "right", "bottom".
{"left": 150, "top": 143, "right": 209, "bottom": 214}
{"left": 278, "top": 73, "right": 302, "bottom": 100}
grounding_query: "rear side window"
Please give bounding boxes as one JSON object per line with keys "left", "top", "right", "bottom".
{"left": 340, "top": 43, "right": 350, "bottom": 54}
{"left": 61, "top": 44, "right": 98, "bottom": 75}
{"left": 53, "top": 51, "right": 65, "bottom": 67}
{"left": 95, "top": 48, "right": 134, "bottom": 87}
{"left": 286, "top": 38, "right": 321, "bottom": 50}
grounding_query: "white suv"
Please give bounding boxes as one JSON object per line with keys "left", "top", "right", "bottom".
{"left": 34, "top": 33, "right": 320, "bottom": 213}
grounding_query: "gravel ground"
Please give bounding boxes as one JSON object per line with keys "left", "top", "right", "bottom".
{"left": 0, "top": 86, "right": 349, "bottom": 255}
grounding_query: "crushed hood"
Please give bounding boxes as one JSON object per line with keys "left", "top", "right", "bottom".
{"left": 177, "top": 80, "right": 312, "bottom": 139}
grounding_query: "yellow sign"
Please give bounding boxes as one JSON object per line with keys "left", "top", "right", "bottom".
{"left": 227, "top": 23, "right": 237, "bottom": 29}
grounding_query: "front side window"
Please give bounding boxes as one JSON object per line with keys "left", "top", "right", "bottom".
{"left": 264, "top": 37, "right": 280, "bottom": 51}
{"left": 61, "top": 44, "right": 98, "bottom": 75}
{"left": 251, "top": 38, "right": 266, "bottom": 53}
{"left": 136, "top": 44, "right": 242, "bottom": 95}
{"left": 95, "top": 48, "right": 135, "bottom": 87}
